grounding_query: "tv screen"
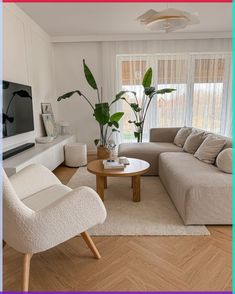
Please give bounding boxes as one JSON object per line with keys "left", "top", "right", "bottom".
{"left": 2, "top": 80, "right": 34, "bottom": 138}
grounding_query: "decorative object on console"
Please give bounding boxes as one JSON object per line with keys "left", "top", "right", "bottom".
{"left": 115, "top": 68, "right": 175, "bottom": 142}
{"left": 57, "top": 59, "right": 124, "bottom": 159}
{"left": 42, "top": 113, "right": 57, "bottom": 138}
{"left": 35, "top": 136, "right": 54, "bottom": 144}
{"left": 59, "top": 121, "right": 71, "bottom": 135}
{"left": 41, "top": 103, "right": 53, "bottom": 114}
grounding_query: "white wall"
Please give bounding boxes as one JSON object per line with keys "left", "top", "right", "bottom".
{"left": 54, "top": 42, "right": 102, "bottom": 153}
{"left": 3, "top": 4, "right": 57, "bottom": 152}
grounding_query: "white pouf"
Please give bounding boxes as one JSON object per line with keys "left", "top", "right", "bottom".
{"left": 64, "top": 143, "right": 87, "bottom": 167}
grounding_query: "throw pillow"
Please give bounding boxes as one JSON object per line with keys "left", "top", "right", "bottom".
{"left": 183, "top": 131, "right": 205, "bottom": 154}
{"left": 174, "top": 127, "right": 192, "bottom": 147}
{"left": 194, "top": 135, "right": 226, "bottom": 164}
{"left": 216, "top": 148, "right": 232, "bottom": 174}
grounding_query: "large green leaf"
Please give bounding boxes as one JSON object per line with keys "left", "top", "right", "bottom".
{"left": 144, "top": 87, "right": 155, "bottom": 96}
{"left": 142, "top": 67, "right": 152, "bottom": 88}
{"left": 94, "top": 139, "right": 100, "bottom": 146}
{"left": 110, "top": 112, "right": 124, "bottom": 123}
{"left": 155, "top": 88, "right": 176, "bottom": 94}
{"left": 112, "top": 121, "right": 119, "bottom": 129}
{"left": 112, "top": 128, "right": 120, "bottom": 133}
{"left": 111, "top": 90, "right": 136, "bottom": 105}
{"left": 83, "top": 59, "right": 98, "bottom": 90}
{"left": 57, "top": 90, "right": 81, "bottom": 101}
{"left": 130, "top": 103, "right": 141, "bottom": 112}
{"left": 94, "top": 103, "right": 110, "bottom": 125}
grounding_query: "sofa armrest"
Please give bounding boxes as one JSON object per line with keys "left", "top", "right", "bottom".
{"left": 149, "top": 127, "right": 181, "bottom": 143}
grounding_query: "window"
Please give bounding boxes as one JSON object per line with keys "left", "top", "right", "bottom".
{"left": 117, "top": 53, "right": 231, "bottom": 142}
{"left": 192, "top": 58, "right": 225, "bottom": 133}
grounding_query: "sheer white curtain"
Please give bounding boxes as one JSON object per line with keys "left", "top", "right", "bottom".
{"left": 155, "top": 54, "right": 189, "bottom": 128}
{"left": 101, "top": 39, "right": 232, "bottom": 144}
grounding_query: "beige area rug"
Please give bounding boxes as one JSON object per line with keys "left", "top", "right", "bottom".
{"left": 68, "top": 168, "right": 210, "bottom": 236}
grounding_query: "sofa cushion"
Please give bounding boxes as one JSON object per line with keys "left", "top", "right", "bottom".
{"left": 194, "top": 135, "right": 226, "bottom": 164}
{"left": 183, "top": 130, "right": 205, "bottom": 154}
{"left": 216, "top": 148, "right": 232, "bottom": 174}
{"left": 118, "top": 142, "right": 182, "bottom": 175}
{"left": 174, "top": 127, "right": 192, "bottom": 147}
{"left": 159, "top": 152, "right": 232, "bottom": 225}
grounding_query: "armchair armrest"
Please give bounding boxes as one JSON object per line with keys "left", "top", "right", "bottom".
{"left": 9, "top": 164, "right": 61, "bottom": 199}
{"left": 149, "top": 127, "right": 181, "bottom": 143}
{"left": 7, "top": 186, "right": 107, "bottom": 254}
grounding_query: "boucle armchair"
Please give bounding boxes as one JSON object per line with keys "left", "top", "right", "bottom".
{"left": 3, "top": 164, "right": 107, "bottom": 292}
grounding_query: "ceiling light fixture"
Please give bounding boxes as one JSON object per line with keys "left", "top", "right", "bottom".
{"left": 137, "top": 8, "right": 199, "bottom": 33}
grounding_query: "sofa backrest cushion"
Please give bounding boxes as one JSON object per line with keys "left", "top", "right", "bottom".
{"left": 150, "top": 127, "right": 181, "bottom": 143}
{"left": 216, "top": 148, "right": 232, "bottom": 174}
{"left": 192, "top": 127, "right": 232, "bottom": 150}
{"left": 194, "top": 135, "right": 226, "bottom": 164}
{"left": 183, "top": 130, "right": 205, "bottom": 154}
{"left": 174, "top": 127, "right": 192, "bottom": 147}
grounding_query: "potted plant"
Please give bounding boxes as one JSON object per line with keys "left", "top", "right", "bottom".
{"left": 57, "top": 59, "right": 124, "bottom": 159}
{"left": 115, "top": 68, "right": 176, "bottom": 142}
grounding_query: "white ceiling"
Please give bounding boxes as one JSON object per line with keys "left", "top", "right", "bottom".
{"left": 17, "top": 3, "right": 232, "bottom": 37}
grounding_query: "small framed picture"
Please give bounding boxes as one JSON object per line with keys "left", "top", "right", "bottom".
{"left": 42, "top": 113, "right": 57, "bottom": 138}
{"left": 41, "top": 103, "right": 53, "bottom": 114}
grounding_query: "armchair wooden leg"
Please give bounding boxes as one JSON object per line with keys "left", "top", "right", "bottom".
{"left": 22, "top": 253, "right": 32, "bottom": 292}
{"left": 3, "top": 240, "right": 6, "bottom": 248}
{"left": 80, "top": 231, "right": 101, "bottom": 259}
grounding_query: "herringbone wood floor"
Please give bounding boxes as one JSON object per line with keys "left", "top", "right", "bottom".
{"left": 3, "top": 160, "right": 232, "bottom": 291}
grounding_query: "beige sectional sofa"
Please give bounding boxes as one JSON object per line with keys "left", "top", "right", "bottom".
{"left": 118, "top": 127, "right": 232, "bottom": 225}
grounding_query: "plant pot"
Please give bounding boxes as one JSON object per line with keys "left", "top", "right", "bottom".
{"left": 97, "top": 146, "right": 110, "bottom": 159}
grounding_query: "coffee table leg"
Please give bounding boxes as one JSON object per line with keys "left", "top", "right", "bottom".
{"left": 96, "top": 175, "right": 105, "bottom": 201}
{"left": 132, "top": 175, "right": 140, "bottom": 202}
{"left": 104, "top": 176, "right": 107, "bottom": 189}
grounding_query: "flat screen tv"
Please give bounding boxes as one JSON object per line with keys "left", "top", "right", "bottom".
{"left": 2, "top": 80, "right": 34, "bottom": 138}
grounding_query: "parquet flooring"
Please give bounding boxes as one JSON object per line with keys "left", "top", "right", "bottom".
{"left": 3, "top": 158, "right": 232, "bottom": 291}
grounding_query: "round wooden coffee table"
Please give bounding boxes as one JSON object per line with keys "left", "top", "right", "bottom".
{"left": 87, "top": 158, "right": 150, "bottom": 202}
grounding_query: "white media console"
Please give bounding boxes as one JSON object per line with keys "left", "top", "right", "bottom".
{"left": 3, "top": 135, "right": 76, "bottom": 176}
